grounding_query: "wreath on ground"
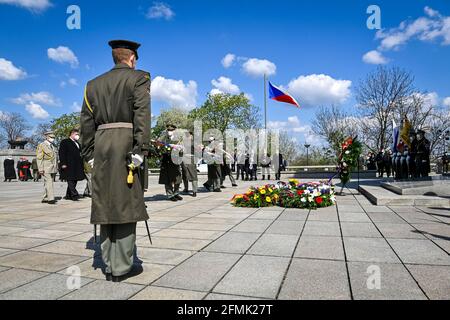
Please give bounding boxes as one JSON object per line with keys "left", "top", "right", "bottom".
{"left": 231, "top": 179, "right": 336, "bottom": 209}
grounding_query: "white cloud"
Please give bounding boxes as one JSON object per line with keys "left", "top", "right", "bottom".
{"left": 362, "top": 50, "right": 388, "bottom": 65}
{"left": 221, "top": 53, "right": 236, "bottom": 68}
{"left": 421, "top": 92, "right": 439, "bottom": 108}
{"left": 0, "top": 58, "right": 27, "bottom": 80}
{"left": 443, "top": 97, "right": 450, "bottom": 108}
{"left": 68, "top": 78, "right": 78, "bottom": 86}
{"left": 242, "top": 58, "right": 276, "bottom": 77}
{"left": 61, "top": 77, "right": 78, "bottom": 87}
{"left": 71, "top": 102, "right": 81, "bottom": 112}
{"left": 25, "top": 102, "right": 49, "bottom": 119}
{"left": 267, "top": 116, "right": 322, "bottom": 144}
{"left": 0, "top": 0, "right": 51, "bottom": 12}
{"left": 146, "top": 2, "right": 174, "bottom": 20}
{"left": 210, "top": 77, "right": 240, "bottom": 95}
{"left": 375, "top": 6, "right": 450, "bottom": 51}
{"left": 151, "top": 76, "right": 198, "bottom": 110}
{"left": 47, "top": 46, "right": 79, "bottom": 68}
{"left": 11, "top": 91, "right": 61, "bottom": 106}
{"left": 284, "top": 74, "right": 352, "bottom": 107}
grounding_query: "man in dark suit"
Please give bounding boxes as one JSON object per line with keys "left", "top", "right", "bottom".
{"left": 59, "top": 128, "right": 85, "bottom": 201}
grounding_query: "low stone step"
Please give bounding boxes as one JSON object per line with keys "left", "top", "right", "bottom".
{"left": 359, "top": 184, "right": 450, "bottom": 207}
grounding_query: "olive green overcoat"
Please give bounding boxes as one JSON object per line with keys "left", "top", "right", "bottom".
{"left": 80, "top": 63, "right": 151, "bottom": 225}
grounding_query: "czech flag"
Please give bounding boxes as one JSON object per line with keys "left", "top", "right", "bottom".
{"left": 268, "top": 82, "right": 300, "bottom": 108}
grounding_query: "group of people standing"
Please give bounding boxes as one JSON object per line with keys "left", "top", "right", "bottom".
{"left": 157, "top": 124, "right": 287, "bottom": 201}
{"left": 35, "top": 129, "right": 91, "bottom": 205}
{"left": 3, "top": 157, "right": 41, "bottom": 182}
{"left": 365, "top": 129, "right": 432, "bottom": 179}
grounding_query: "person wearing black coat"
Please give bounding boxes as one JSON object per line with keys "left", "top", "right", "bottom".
{"left": 59, "top": 129, "right": 85, "bottom": 201}
{"left": 3, "top": 157, "right": 16, "bottom": 182}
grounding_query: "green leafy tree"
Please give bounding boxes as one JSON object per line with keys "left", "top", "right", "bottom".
{"left": 189, "top": 93, "right": 260, "bottom": 132}
{"left": 152, "top": 107, "right": 193, "bottom": 138}
{"left": 51, "top": 112, "right": 81, "bottom": 143}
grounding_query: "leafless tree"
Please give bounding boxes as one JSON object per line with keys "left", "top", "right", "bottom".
{"left": 312, "top": 105, "right": 359, "bottom": 155}
{"left": 0, "top": 111, "right": 31, "bottom": 142}
{"left": 356, "top": 66, "right": 415, "bottom": 151}
{"left": 27, "top": 122, "right": 52, "bottom": 149}
{"left": 278, "top": 131, "right": 301, "bottom": 164}
{"left": 423, "top": 107, "right": 450, "bottom": 156}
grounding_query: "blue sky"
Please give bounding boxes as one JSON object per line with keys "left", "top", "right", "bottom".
{"left": 0, "top": 0, "right": 449, "bottom": 144}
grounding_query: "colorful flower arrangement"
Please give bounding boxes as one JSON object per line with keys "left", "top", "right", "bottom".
{"left": 337, "top": 136, "right": 362, "bottom": 186}
{"left": 231, "top": 179, "right": 336, "bottom": 209}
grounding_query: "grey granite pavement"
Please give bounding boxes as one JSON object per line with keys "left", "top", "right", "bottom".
{"left": 0, "top": 177, "right": 449, "bottom": 300}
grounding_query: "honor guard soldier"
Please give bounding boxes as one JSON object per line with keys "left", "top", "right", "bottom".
{"left": 158, "top": 124, "right": 184, "bottom": 201}
{"left": 80, "top": 39, "right": 151, "bottom": 282}
{"left": 36, "top": 131, "right": 58, "bottom": 204}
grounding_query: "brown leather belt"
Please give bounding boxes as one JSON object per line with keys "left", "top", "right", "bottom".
{"left": 98, "top": 122, "right": 133, "bottom": 130}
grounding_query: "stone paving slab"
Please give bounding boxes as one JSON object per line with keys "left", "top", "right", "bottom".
{"left": 375, "top": 222, "right": 427, "bottom": 239}
{"left": 247, "top": 234, "right": 298, "bottom": 257}
{"left": 387, "top": 239, "right": 450, "bottom": 265}
{"left": 30, "top": 240, "right": 99, "bottom": 257}
{"left": 278, "top": 258, "right": 350, "bottom": 300}
{"left": 203, "top": 232, "right": 260, "bottom": 254}
{"left": 130, "top": 286, "right": 206, "bottom": 300}
{"left": 348, "top": 262, "right": 426, "bottom": 300}
{"left": 343, "top": 237, "right": 401, "bottom": 263}
{"left": 338, "top": 212, "right": 371, "bottom": 222}
{"left": 231, "top": 219, "right": 272, "bottom": 233}
{"left": 341, "top": 222, "right": 382, "bottom": 238}
{"left": 60, "top": 280, "right": 144, "bottom": 300}
{"left": 136, "top": 236, "right": 211, "bottom": 251}
{"left": 266, "top": 220, "right": 305, "bottom": 235}
{"left": 303, "top": 221, "right": 341, "bottom": 237}
{"left": 294, "top": 236, "right": 345, "bottom": 261}
{"left": 0, "top": 251, "right": 89, "bottom": 272}
{"left": 0, "top": 235, "right": 55, "bottom": 250}
{"left": 205, "top": 293, "right": 263, "bottom": 300}
{"left": 0, "top": 179, "right": 449, "bottom": 299}
{"left": 154, "top": 252, "right": 241, "bottom": 292}
{"left": 0, "top": 268, "right": 48, "bottom": 293}
{"left": 0, "top": 273, "right": 95, "bottom": 300}
{"left": 214, "top": 255, "right": 290, "bottom": 299}
{"left": 0, "top": 248, "right": 17, "bottom": 257}
{"left": 153, "top": 228, "right": 224, "bottom": 240}
{"left": 136, "top": 247, "right": 194, "bottom": 265}
{"left": 405, "top": 264, "right": 450, "bottom": 300}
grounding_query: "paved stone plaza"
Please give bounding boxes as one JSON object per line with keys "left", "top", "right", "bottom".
{"left": 0, "top": 177, "right": 449, "bottom": 300}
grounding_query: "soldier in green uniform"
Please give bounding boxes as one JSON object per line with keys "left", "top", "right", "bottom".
{"left": 158, "top": 124, "right": 183, "bottom": 201}
{"left": 36, "top": 131, "right": 58, "bottom": 204}
{"left": 181, "top": 131, "right": 199, "bottom": 197}
{"left": 80, "top": 40, "right": 151, "bottom": 282}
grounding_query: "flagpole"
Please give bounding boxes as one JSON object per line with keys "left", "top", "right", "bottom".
{"left": 264, "top": 74, "right": 267, "bottom": 130}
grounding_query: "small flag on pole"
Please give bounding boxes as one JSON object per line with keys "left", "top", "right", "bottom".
{"left": 268, "top": 82, "right": 300, "bottom": 108}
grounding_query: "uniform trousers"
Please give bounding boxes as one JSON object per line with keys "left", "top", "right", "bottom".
{"left": 100, "top": 223, "right": 136, "bottom": 277}
{"left": 165, "top": 182, "right": 180, "bottom": 198}
{"left": 42, "top": 173, "right": 55, "bottom": 201}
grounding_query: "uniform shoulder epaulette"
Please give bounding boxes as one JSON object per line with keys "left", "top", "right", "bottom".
{"left": 135, "top": 69, "right": 151, "bottom": 80}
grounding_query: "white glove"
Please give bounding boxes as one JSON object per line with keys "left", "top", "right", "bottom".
{"left": 88, "top": 159, "right": 94, "bottom": 168}
{"left": 131, "top": 154, "right": 144, "bottom": 167}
